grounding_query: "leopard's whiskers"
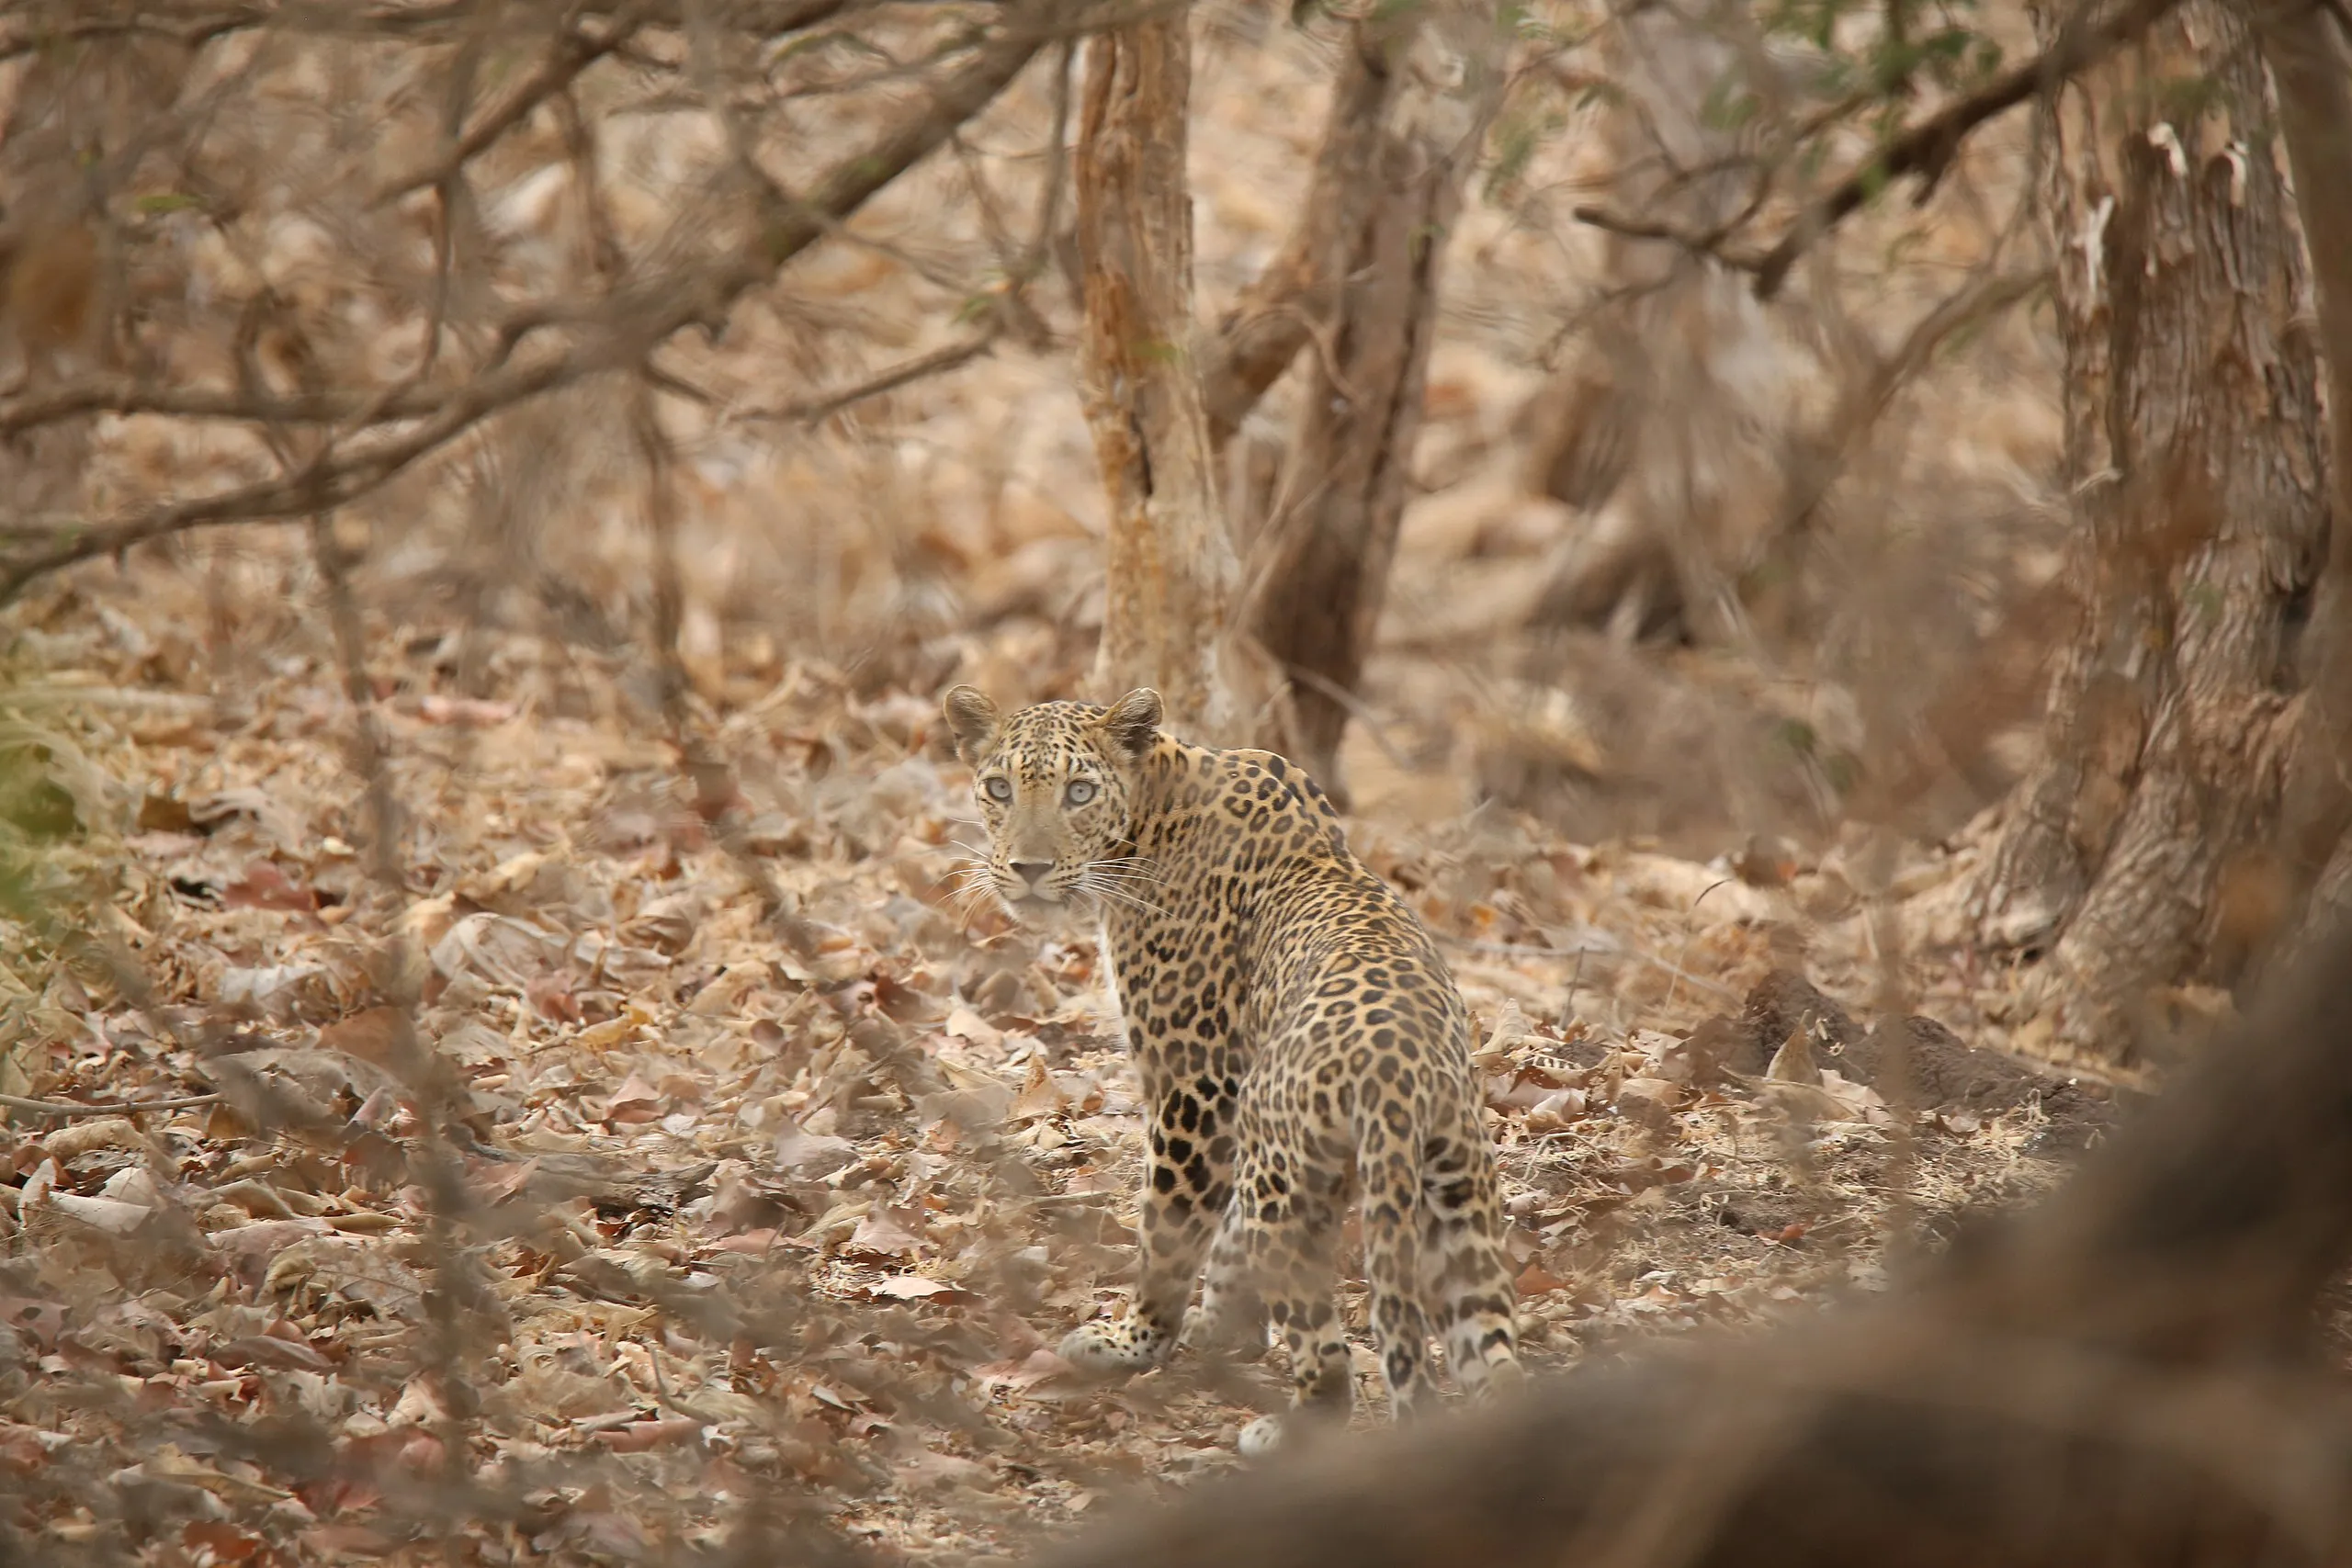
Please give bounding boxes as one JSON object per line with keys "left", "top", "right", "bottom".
{"left": 1080, "top": 871, "right": 1167, "bottom": 919}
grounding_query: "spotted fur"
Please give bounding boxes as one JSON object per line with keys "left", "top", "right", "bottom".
{"left": 942, "top": 685, "right": 1522, "bottom": 1452}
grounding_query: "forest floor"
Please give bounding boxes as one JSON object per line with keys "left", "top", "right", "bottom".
{"left": 0, "top": 1, "right": 2106, "bottom": 1560}
{"left": 0, "top": 551, "right": 2119, "bottom": 1567}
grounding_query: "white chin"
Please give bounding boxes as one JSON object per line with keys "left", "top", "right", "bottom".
{"left": 1004, "top": 894, "right": 1069, "bottom": 927}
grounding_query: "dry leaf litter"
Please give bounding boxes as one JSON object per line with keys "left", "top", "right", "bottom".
{"left": 0, "top": 3, "right": 2110, "bottom": 1562}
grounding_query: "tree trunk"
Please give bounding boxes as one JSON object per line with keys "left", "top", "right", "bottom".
{"left": 1074, "top": 11, "right": 1248, "bottom": 742}
{"left": 1196, "top": 28, "right": 1398, "bottom": 455}
{"left": 1516, "top": 7, "right": 1806, "bottom": 646}
{"left": 2254, "top": 0, "right": 2352, "bottom": 967}
{"left": 1244, "top": 17, "right": 1490, "bottom": 807}
{"left": 1972, "top": 0, "right": 2328, "bottom": 1055}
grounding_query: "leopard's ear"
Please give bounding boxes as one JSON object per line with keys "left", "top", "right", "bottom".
{"left": 941, "top": 685, "right": 1001, "bottom": 766}
{"left": 1096, "top": 688, "right": 1163, "bottom": 761}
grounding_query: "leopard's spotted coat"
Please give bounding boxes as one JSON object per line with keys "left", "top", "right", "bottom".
{"left": 944, "top": 686, "right": 1521, "bottom": 1451}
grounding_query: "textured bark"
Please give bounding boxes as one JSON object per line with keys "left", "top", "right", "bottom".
{"left": 1245, "top": 20, "right": 1487, "bottom": 807}
{"left": 1075, "top": 13, "right": 1246, "bottom": 741}
{"left": 1972, "top": 0, "right": 2327, "bottom": 1053}
{"left": 2257, "top": 0, "right": 2352, "bottom": 959}
{"left": 1196, "top": 28, "right": 1396, "bottom": 453}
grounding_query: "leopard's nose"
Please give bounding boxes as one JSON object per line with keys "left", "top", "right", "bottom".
{"left": 1009, "top": 861, "right": 1053, "bottom": 889}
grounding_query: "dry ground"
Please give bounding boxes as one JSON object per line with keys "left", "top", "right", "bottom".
{"left": 0, "top": 2, "right": 2110, "bottom": 1561}
{"left": 0, "top": 553, "right": 2103, "bottom": 1565}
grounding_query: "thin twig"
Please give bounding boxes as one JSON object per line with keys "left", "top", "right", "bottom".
{"left": 0, "top": 1092, "right": 222, "bottom": 1119}
{"left": 734, "top": 327, "right": 1006, "bottom": 426}
{"left": 0, "top": 0, "right": 1078, "bottom": 604}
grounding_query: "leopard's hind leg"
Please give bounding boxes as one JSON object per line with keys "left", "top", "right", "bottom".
{"left": 1420, "top": 1116, "right": 1522, "bottom": 1399}
{"left": 1199, "top": 1111, "right": 1352, "bottom": 1456}
{"left": 1354, "top": 1108, "right": 1441, "bottom": 1422}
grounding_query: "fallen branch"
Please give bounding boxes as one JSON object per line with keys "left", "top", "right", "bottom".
{"left": 1035, "top": 908, "right": 2352, "bottom": 1566}
{"left": 0, "top": 1092, "right": 222, "bottom": 1119}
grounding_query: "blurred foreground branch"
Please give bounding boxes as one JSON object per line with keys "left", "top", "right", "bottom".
{"left": 1039, "top": 911, "right": 2352, "bottom": 1566}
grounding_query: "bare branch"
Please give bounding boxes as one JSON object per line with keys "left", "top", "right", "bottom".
{"left": 371, "top": 2, "right": 656, "bottom": 208}
{"left": 1748, "top": 0, "right": 2186, "bottom": 298}
{"left": 734, "top": 323, "right": 1006, "bottom": 425}
{"left": 1567, "top": 202, "right": 1771, "bottom": 275}
{"left": 0, "top": 0, "right": 1082, "bottom": 603}
{"left": 1567, "top": 0, "right": 2188, "bottom": 299}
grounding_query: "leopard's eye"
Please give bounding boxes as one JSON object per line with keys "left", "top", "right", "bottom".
{"left": 1065, "top": 779, "right": 1098, "bottom": 807}
{"left": 984, "top": 776, "right": 1012, "bottom": 803}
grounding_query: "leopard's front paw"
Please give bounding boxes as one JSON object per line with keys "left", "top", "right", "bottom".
{"left": 1057, "top": 1316, "right": 1170, "bottom": 1378}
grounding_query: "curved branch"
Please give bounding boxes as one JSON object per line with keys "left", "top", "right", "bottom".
{"left": 0, "top": 0, "right": 1080, "bottom": 604}
{"left": 1569, "top": 0, "right": 2188, "bottom": 299}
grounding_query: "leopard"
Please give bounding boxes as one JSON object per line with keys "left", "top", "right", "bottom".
{"left": 942, "top": 683, "right": 1522, "bottom": 1454}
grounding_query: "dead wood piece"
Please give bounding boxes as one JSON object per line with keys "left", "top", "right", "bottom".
{"left": 1731, "top": 969, "right": 2132, "bottom": 1149}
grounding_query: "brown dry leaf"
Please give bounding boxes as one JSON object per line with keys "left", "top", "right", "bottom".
{"left": 773, "top": 1123, "right": 858, "bottom": 1175}
{"left": 846, "top": 1205, "right": 925, "bottom": 1258}
{"left": 858, "top": 1274, "right": 977, "bottom": 1304}
{"left": 972, "top": 1348, "right": 1078, "bottom": 1393}
{"left": 1009, "top": 1055, "right": 1069, "bottom": 1122}
{"left": 526, "top": 972, "right": 582, "bottom": 1021}
{"left": 1515, "top": 1259, "right": 1575, "bottom": 1297}
{"left": 594, "top": 1416, "right": 703, "bottom": 1453}
{"left": 1765, "top": 1027, "right": 1822, "bottom": 1085}
{"left": 895, "top": 1446, "right": 989, "bottom": 1494}
{"left": 602, "top": 1072, "right": 666, "bottom": 1124}
{"left": 220, "top": 860, "right": 317, "bottom": 912}
{"left": 318, "top": 1006, "right": 409, "bottom": 1071}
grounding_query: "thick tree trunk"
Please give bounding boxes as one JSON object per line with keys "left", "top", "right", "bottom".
{"left": 1196, "top": 28, "right": 1398, "bottom": 454}
{"left": 1074, "top": 12, "right": 1248, "bottom": 741}
{"left": 2256, "top": 0, "right": 2352, "bottom": 966}
{"left": 1245, "top": 17, "right": 1490, "bottom": 807}
{"left": 1972, "top": 0, "right": 2327, "bottom": 1054}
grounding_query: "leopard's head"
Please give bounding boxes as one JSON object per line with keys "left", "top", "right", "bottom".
{"left": 940, "top": 685, "right": 1161, "bottom": 923}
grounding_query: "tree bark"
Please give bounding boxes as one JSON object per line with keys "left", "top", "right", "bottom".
{"left": 2253, "top": 0, "right": 2352, "bottom": 963}
{"left": 1195, "top": 28, "right": 1396, "bottom": 453}
{"left": 1243, "top": 17, "right": 1490, "bottom": 806}
{"left": 1074, "top": 11, "right": 1248, "bottom": 741}
{"left": 1971, "top": 0, "right": 2328, "bottom": 1053}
